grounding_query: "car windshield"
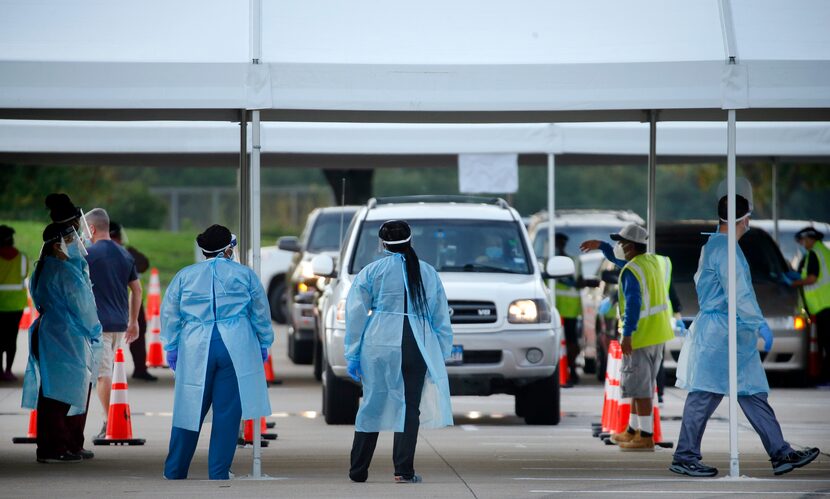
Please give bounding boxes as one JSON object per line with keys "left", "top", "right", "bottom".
{"left": 307, "top": 210, "right": 358, "bottom": 252}
{"left": 656, "top": 228, "right": 789, "bottom": 283}
{"left": 533, "top": 224, "right": 629, "bottom": 259}
{"left": 350, "top": 219, "right": 532, "bottom": 275}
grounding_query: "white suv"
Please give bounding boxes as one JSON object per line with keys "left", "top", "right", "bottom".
{"left": 312, "top": 196, "right": 574, "bottom": 426}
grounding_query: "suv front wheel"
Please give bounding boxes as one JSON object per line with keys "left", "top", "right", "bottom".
{"left": 322, "top": 362, "right": 360, "bottom": 425}
{"left": 516, "top": 367, "right": 561, "bottom": 425}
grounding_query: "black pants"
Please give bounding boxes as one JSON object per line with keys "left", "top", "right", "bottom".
{"left": 350, "top": 318, "right": 427, "bottom": 481}
{"left": 32, "top": 325, "right": 91, "bottom": 458}
{"left": 129, "top": 305, "right": 148, "bottom": 376}
{"left": 563, "top": 317, "right": 580, "bottom": 381}
{"left": 0, "top": 310, "right": 23, "bottom": 372}
{"left": 817, "top": 308, "right": 830, "bottom": 383}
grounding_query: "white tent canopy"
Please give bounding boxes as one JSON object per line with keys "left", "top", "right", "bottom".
{"left": 1, "top": 121, "right": 828, "bottom": 168}
{"left": 1, "top": 0, "right": 829, "bottom": 121}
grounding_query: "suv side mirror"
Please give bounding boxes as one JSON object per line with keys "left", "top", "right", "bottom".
{"left": 311, "top": 254, "right": 337, "bottom": 278}
{"left": 601, "top": 269, "right": 619, "bottom": 284}
{"left": 277, "top": 236, "right": 301, "bottom": 253}
{"left": 544, "top": 256, "right": 575, "bottom": 278}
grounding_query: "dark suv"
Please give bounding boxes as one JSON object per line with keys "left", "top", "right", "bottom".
{"left": 658, "top": 222, "right": 808, "bottom": 376}
{"left": 278, "top": 206, "right": 358, "bottom": 365}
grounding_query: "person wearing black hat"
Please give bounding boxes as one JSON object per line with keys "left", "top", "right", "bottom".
{"left": 0, "top": 225, "right": 28, "bottom": 381}
{"left": 160, "top": 224, "right": 273, "bottom": 480}
{"left": 554, "top": 232, "right": 583, "bottom": 387}
{"left": 789, "top": 227, "right": 830, "bottom": 386}
{"left": 110, "top": 222, "right": 156, "bottom": 382}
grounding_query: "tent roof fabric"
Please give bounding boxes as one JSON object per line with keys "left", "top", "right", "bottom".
{"left": 0, "top": 0, "right": 828, "bottom": 121}
{"left": 1, "top": 121, "right": 827, "bottom": 168}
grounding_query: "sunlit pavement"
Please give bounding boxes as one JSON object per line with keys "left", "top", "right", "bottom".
{"left": 1, "top": 325, "right": 828, "bottom": 498}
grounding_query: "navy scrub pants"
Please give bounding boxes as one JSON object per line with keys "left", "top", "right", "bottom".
{"left": 674, "top": 391, "right": 793, "bottom": 464}
{"left": 164, "top": 327, "right": 242, "bottom": 480}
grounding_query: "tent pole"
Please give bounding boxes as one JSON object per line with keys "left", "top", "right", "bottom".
{"left": 250, "top": 108, "right": 263, "bottom": 479}
{"left": 727, "top": 109, "right": 740, "bottom": 478}
{"left": 647, "top": 110, "right": 657, "bottom": 253}
{"left": 772, "top": 158, "right": 779, "bottom": 244}
{"left": 547, "top": 153, "right": 556, "bottom": 302}
{"left": 239, "top": 114, "right": 250, "bottom": 266}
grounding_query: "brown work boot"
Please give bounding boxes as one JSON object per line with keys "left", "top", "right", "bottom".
{"left": 610, "top": 429, "right": 638, "bottom": 444}
{"left": 619, "top": 433, "right": 655, "bottom": 451}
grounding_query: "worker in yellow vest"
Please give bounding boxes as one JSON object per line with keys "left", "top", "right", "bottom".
{"left": 0, "top": 225, "right": 29, "bottom": 381}
{"left": 788, "top": 227, "right": 830, "bottom": 386}
{"left": 554, "top": 233, "right": 583, "bottom": 387}
{"left": 581, "top": 223, "right": 674, "bottom": 451}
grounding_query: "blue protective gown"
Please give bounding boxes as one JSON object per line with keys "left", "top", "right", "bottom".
{"left": 161, "top": 256, "right": 273, "bottom": 432}
{"left": 22, "top": 256, "right": 102, "bottom": 415}
{"left": 675, "top": 234, "right": 769, "bottom": 395}
{"left": 345, "top": 253, "right": 454, "bottom": 433}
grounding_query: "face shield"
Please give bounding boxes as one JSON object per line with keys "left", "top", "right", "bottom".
{"left": 62, "top": 227, "right": 88, "bottom": 258}
{"left": 198, "top": 233, "right": 237, "bottom": 258}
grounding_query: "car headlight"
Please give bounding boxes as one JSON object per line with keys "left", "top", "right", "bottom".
{"left": 336, "top": 300, "right": 346, "bottom": 323}
{"left": 508, "top": 299, "right": 551, "bottom": 324}
{"left": 300, "top": 260, "right": 316, "bottom": 279}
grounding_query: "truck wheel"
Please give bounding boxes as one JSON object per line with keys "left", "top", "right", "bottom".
{"left": 288, "top": 330, "right": 313, "bottom": 364}
{"left": 268, "top": 278, "right": 288, "bottom": 324}
{"left": 322, "top": 362, "right": 360, "bottom": 425}
{"left": 312, "top": 333, "right": 323, "bottom": 381}
{"left": 519, "top": 367, "right": 561, "bottom": 425}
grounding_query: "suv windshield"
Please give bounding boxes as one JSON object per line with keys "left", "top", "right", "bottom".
{"left": 533, "top": 224, "right": 627, "bottom": 258}
{"left": 307, "top": 210, "right": 358, "bottom": 252}
{"left": 656, "top": 228, "right": 789, "bottom": 283}
{"left": 350, "top": 219, "right": 532, "bottom": 275}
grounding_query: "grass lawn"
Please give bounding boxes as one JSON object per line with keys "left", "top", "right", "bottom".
{"left": 0, "top": 219, "right": 200, "bottom": 291}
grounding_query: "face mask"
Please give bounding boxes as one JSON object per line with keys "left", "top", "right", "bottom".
{"left": 613, "top": 242, "right": 626, "bottom": 261}
{"left": 485, "top": 246, "right": 503, "bottom": 260}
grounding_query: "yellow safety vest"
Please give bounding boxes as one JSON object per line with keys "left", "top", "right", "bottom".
{"left": 802, "top": 243, "right": 830, "bottom": 315}
{"left": 0, "top": 252, "right": 28, "bottom": 312}
{"left": 555, "top": 256, "right": 582, "bottom": 319}
{"left": 618, "top": 254, "right": 674, "bottom": 349}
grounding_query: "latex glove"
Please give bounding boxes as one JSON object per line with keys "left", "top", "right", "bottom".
{"left": 167, "top": 349, "right": 178, "bottom": 371}
{"left": 779, "top": 273, "right": 794, "bottom": 286}
{"left": 785, "top": 270, "right": 801, "bottom": 281}
{"left": 261, "top": 347, "right": 269, "bottom": 363}
{"left": 346, "top": 359, "right": 362, "bottom": 382}
{"left": 758, "top": 323, "right": 774, "bottom": 352}
{"left": 673, "top": 319, "right": 688, "bottom": 337}
{"left": 598, "top": 297, "right": 612, "bottom": 316}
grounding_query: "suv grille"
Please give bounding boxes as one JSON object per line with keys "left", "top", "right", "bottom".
{"left": 448, "top": 301, "right": 497, "bottom": 324}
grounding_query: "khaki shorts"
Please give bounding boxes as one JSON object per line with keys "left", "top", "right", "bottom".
{"left": 98, "top": 332, "right": 125, "bottom": 379}
{"left": 620, "top": 343, "right": 664, "bottom": 399}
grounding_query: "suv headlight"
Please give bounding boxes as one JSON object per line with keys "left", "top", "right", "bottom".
{"left": 336, "top": 300, "right": 346, "bottom": 323}
{"left": 508, "top": 299, "right": 551, "bottom": 324}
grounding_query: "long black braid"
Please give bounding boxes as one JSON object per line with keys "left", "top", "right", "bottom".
{"left": 379, "top": 220, "right": 429, "bottom": 318}
{"left": 31, "top": 223, "right": 64, "bottom": 297}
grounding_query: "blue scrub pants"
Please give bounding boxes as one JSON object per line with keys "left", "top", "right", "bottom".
{"left": 164, "top": 327, "right": 242, "bottom": 480}
{"left": 674, "top": 391, "right": 792, "bottom": 464}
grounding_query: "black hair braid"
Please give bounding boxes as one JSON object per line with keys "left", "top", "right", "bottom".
{"left": 32, "top": 223, "right": 63, "bottom": 295}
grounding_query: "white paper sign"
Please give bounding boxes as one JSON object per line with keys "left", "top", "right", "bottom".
{"left": 458, "top": 154, "right": 518, "bottom": 194}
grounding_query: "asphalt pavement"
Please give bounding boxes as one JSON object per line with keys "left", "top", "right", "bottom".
{"left": 1, "top": 324, "right": 829, "bottom": 498}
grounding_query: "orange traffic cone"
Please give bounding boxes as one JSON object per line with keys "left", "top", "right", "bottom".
{"left": 600, "top": 342, "right": 617, "bottom": 433}
{"left": 93, "top": 349, "right": 145, "bottom": 446}
{"left": 145, "top": 313, "right": 166, "bottom": 368}
{"left": 146, "top": 268, "right": 161, "bottom": 317}
{"left": 18, "top": 293, "right": 37, "bottom": 330}
{"left": 239, "top": 418, "right": 271, "bottom": 447}
{"left": 652, "top": 386, "right": 673, "bottom": 448}
{"left": 264, "top": 354, "right": 275, "bottom": 384}
{"left": 12, "top": 410, "right": 37, "bottom": 444}
{"left": 808, "top": 316, "right": 821, "bottom": 379}
{"left": 559, "top": 337, "right": 569, "bottom": 386}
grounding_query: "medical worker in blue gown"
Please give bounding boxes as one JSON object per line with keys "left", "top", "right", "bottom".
{"left": 346, "top": 220, "right": 454, "bottom": 484}
{"left": 22, "top": 223, "right": 102, "bottom": 463}
{"left": 671, "top": 194, "right": 819, "bottom": 478}
{"left": 161, "top": 225, "right": 273, "bottom": 480}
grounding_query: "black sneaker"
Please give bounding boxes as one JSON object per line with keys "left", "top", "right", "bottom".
{"left": 669, "top": 460, "right": 718, "bottom": 477}
{"left": 37, "top": 453, "right": 83, "bottom": 464}
{"left": 772, "top": 447, "right": 820, "bottom": 476}
{"left": 133, "top": 372, "right": 158, "bottom": 381}
{"left": 71, "top": 449, "right": 94, "bottom": 460}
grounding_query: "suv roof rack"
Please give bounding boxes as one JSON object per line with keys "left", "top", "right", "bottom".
{"left": 367, "top": 195, "right": 509, "bottom": 209}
